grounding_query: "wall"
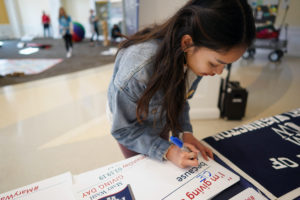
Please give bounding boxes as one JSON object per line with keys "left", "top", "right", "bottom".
{"left": 139, "top": 0, "right": 185, "bottom": 29}
{"left": 1, "top": 0, "right": 23, "bottom": 39}
{"left": 276, "top": 0, "right": 300, "bottom": 28}
{"left": 16, "top": 0, "right": 51, "bottom": 37}
{"left": 0, "top": 0, "right": 94, "bottom": 39}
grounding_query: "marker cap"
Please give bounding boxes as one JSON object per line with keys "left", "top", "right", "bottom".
{"left": 170, "top": 136, "right": 183, "bottom": 148}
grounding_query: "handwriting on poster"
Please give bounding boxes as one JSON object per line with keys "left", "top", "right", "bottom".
{"left": 183, "top": 171, "right": 233, "bottom": 200}
{"left": 176, "top": 162, "right": 208, "bottom": 182}
{"left": 82, "top": 175, "right": 124, "bottom": 199}
{"left": 0, "top": 186, "right": 39, "bottom": 200}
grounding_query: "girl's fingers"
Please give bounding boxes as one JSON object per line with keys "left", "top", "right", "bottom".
{"left": 200, "top": 149, "right": 209, "bottom": 161}
{"left": 182, "top": 156, "right": 199, "bottom": 167}
{"left": 183, "top": 143, "right": 199, "bottom": 153}
{"left": 206, "top": 148, "right": 214, "bottom": 159}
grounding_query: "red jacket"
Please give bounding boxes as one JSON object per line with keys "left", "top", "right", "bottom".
{"left": 42, "top": 14, "right": 50, "bottom": 24}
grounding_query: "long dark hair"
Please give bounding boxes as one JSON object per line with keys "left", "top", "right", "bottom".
{"left": 119, "top": 0, "right": 255, "bottom": 135}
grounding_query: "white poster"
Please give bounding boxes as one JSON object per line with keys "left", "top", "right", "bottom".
{"left": 0, "top": 172, "right": 75, "bottom": 200}
{"left": 73, "top": 155, "right": 240, "bottom": 200}
{"left": 229, "top": 188, "right": 268, "bottom": 200}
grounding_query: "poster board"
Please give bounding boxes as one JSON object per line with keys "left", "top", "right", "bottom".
{"left": 0, "top": 172, "right": 75, "bottom": 200}
{"left": 73, "top": 155, "right": 240, "bottom": 200}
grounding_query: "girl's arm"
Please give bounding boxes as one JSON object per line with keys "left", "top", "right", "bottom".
{"left": 110, "top": 89, "right": 170, "bottom": 161}
{"left": 176, "top": 101, "right": 214, "bottom": 161}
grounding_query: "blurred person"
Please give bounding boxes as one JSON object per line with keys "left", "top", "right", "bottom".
{"left": 111, "top": 24, "right": 122, "bottom": 42}
{"left": 42, "top": 11, "right": 51, "bottom": 37}
{"left": 59, "top": 7, "right": 73, "bottom": 58}
{"left": 89, "top": 9, "right": 99, "bottom": 46}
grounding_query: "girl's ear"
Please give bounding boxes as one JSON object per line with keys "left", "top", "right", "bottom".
{"left": 181, "top": 35, "right": 194, "bottom": 52}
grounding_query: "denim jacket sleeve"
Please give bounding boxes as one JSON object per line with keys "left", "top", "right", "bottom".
{"left": 110, "top": 87, "right": 170, "bottom": 161}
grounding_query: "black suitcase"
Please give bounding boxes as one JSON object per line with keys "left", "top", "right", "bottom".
{"left": 218, "top": 64, "right": 248, "bottom": 120}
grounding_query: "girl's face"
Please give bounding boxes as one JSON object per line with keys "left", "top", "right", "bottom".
{"left": 185, "top": 45, "right": 246, "bottom": 76}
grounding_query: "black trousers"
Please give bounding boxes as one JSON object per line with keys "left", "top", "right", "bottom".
{"left": 63, "top": 33, "right": 73, "bottom": 51}
{"left": 43, "top": 24, "right": 50, "bottom": 37}
{"left": 90, "top": 26, "right": 99, "bottom": 42}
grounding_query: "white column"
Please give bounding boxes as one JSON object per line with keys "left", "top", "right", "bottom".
{"left": 4, "top": 0, "right": 23, "bottom": 38}
{"left": 48, "top": 0, "right": 62, "bottom": 38}
{"left": 90, "top": 0, "right": 95, "bottom": 10}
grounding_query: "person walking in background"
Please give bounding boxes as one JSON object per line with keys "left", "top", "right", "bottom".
{"left": 59, "top": 7, "right": 73, "bottom": 58}
{"left": 89, "top": 9, "right": 99, "bottom": 46}
{"left": 42, "top": 11, "right": 51, "bottom": 37}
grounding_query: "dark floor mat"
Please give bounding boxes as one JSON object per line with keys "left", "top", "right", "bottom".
{"left": 0, "top": 38, "right": 116, "bottom": 86}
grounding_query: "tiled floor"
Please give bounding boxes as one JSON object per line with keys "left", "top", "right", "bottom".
{"left": 1, "top": 51, "right": 300, "bottom": 193}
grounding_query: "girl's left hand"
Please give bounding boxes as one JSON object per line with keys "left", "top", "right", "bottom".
{"left": 182, "top": 132, "right": 214, "bottom": 161}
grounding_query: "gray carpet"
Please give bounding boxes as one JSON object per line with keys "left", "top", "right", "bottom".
{"left": 0, "top": 38, "right": 116, "bottom": 86}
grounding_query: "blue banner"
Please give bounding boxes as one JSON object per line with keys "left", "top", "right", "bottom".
{"left": 204, "top": 108, "right": 300, "bottom": 199}
{"left": 98, "top": 184, "right": 135, "bottom": 200}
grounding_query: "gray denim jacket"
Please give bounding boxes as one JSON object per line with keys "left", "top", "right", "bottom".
{"left": 107, "top": 40, "right": 202, "bottom": 161}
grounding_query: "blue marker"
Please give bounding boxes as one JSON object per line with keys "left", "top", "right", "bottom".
{"left": 170, "top": 136, "right": 191, "bottom": 153}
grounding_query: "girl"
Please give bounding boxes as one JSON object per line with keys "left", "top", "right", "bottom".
{"left": 107, "top": 0, "right": 255, "bottom": 168}
{"left": 59, "top": 7, "right": 73, "bottom": 58}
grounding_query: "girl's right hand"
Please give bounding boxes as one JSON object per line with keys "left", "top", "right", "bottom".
{"left": 166, "top": 143, "right": 199, "bottom": 168}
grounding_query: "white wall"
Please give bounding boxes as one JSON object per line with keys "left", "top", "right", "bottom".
{"left": 139, "top": 0, "right": 186, "bottom": 29}
{"left": 48, "top": 0, "right": 61, "bottom": 38}
{"left": 275, "top": 0, "right": 300, "bottom": 28}
{"left": 1, "top": 0, "right": 93, "bottom": 39}
{"left": 2, "top": 0, "right": 23, "bottom": 38}
{"left": 16, "top": 0, "right": 51, "bottom": 37}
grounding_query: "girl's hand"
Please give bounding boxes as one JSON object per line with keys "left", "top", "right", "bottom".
{"left": 182, "top": 132, "right": 214, "bottom": 161}
{"left": 166, "top": 143, "right": 199, "bottom": 168}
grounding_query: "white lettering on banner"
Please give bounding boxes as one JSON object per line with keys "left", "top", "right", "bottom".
{"left": 286, "top": 108, "right": 300, "bottom": 118}
{"left": 270, "top": 158, "right": 287, "bottom": 170}
{"left": 275, "top": 114, "right": 290, "bottom": 122}
{"left": 278, "top": 157, "right": 299, "bottom": 168}
{"left": 212, "top": 112, "right": 296, "bottom": 142}
{"left": 285, "top": 122, "right": 300, "bottom": 131}
{"left": 270, "top": 156, "right": 299, "bottom": 170}
{"left": 219, "top": 131, "right": 235, "bottom": 138}
{"left": 271, "top": 122, "right": 300, "bottom": 146}
{"left": 243, "top": 123, "right": 259, "bottom": 131}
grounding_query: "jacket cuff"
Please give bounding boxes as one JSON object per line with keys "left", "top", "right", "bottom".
{"left": 149, "top": 138, "right": 171, "bottom": 161}
{"left": 181, "top": 123, "right": 193, "bottom": 134}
